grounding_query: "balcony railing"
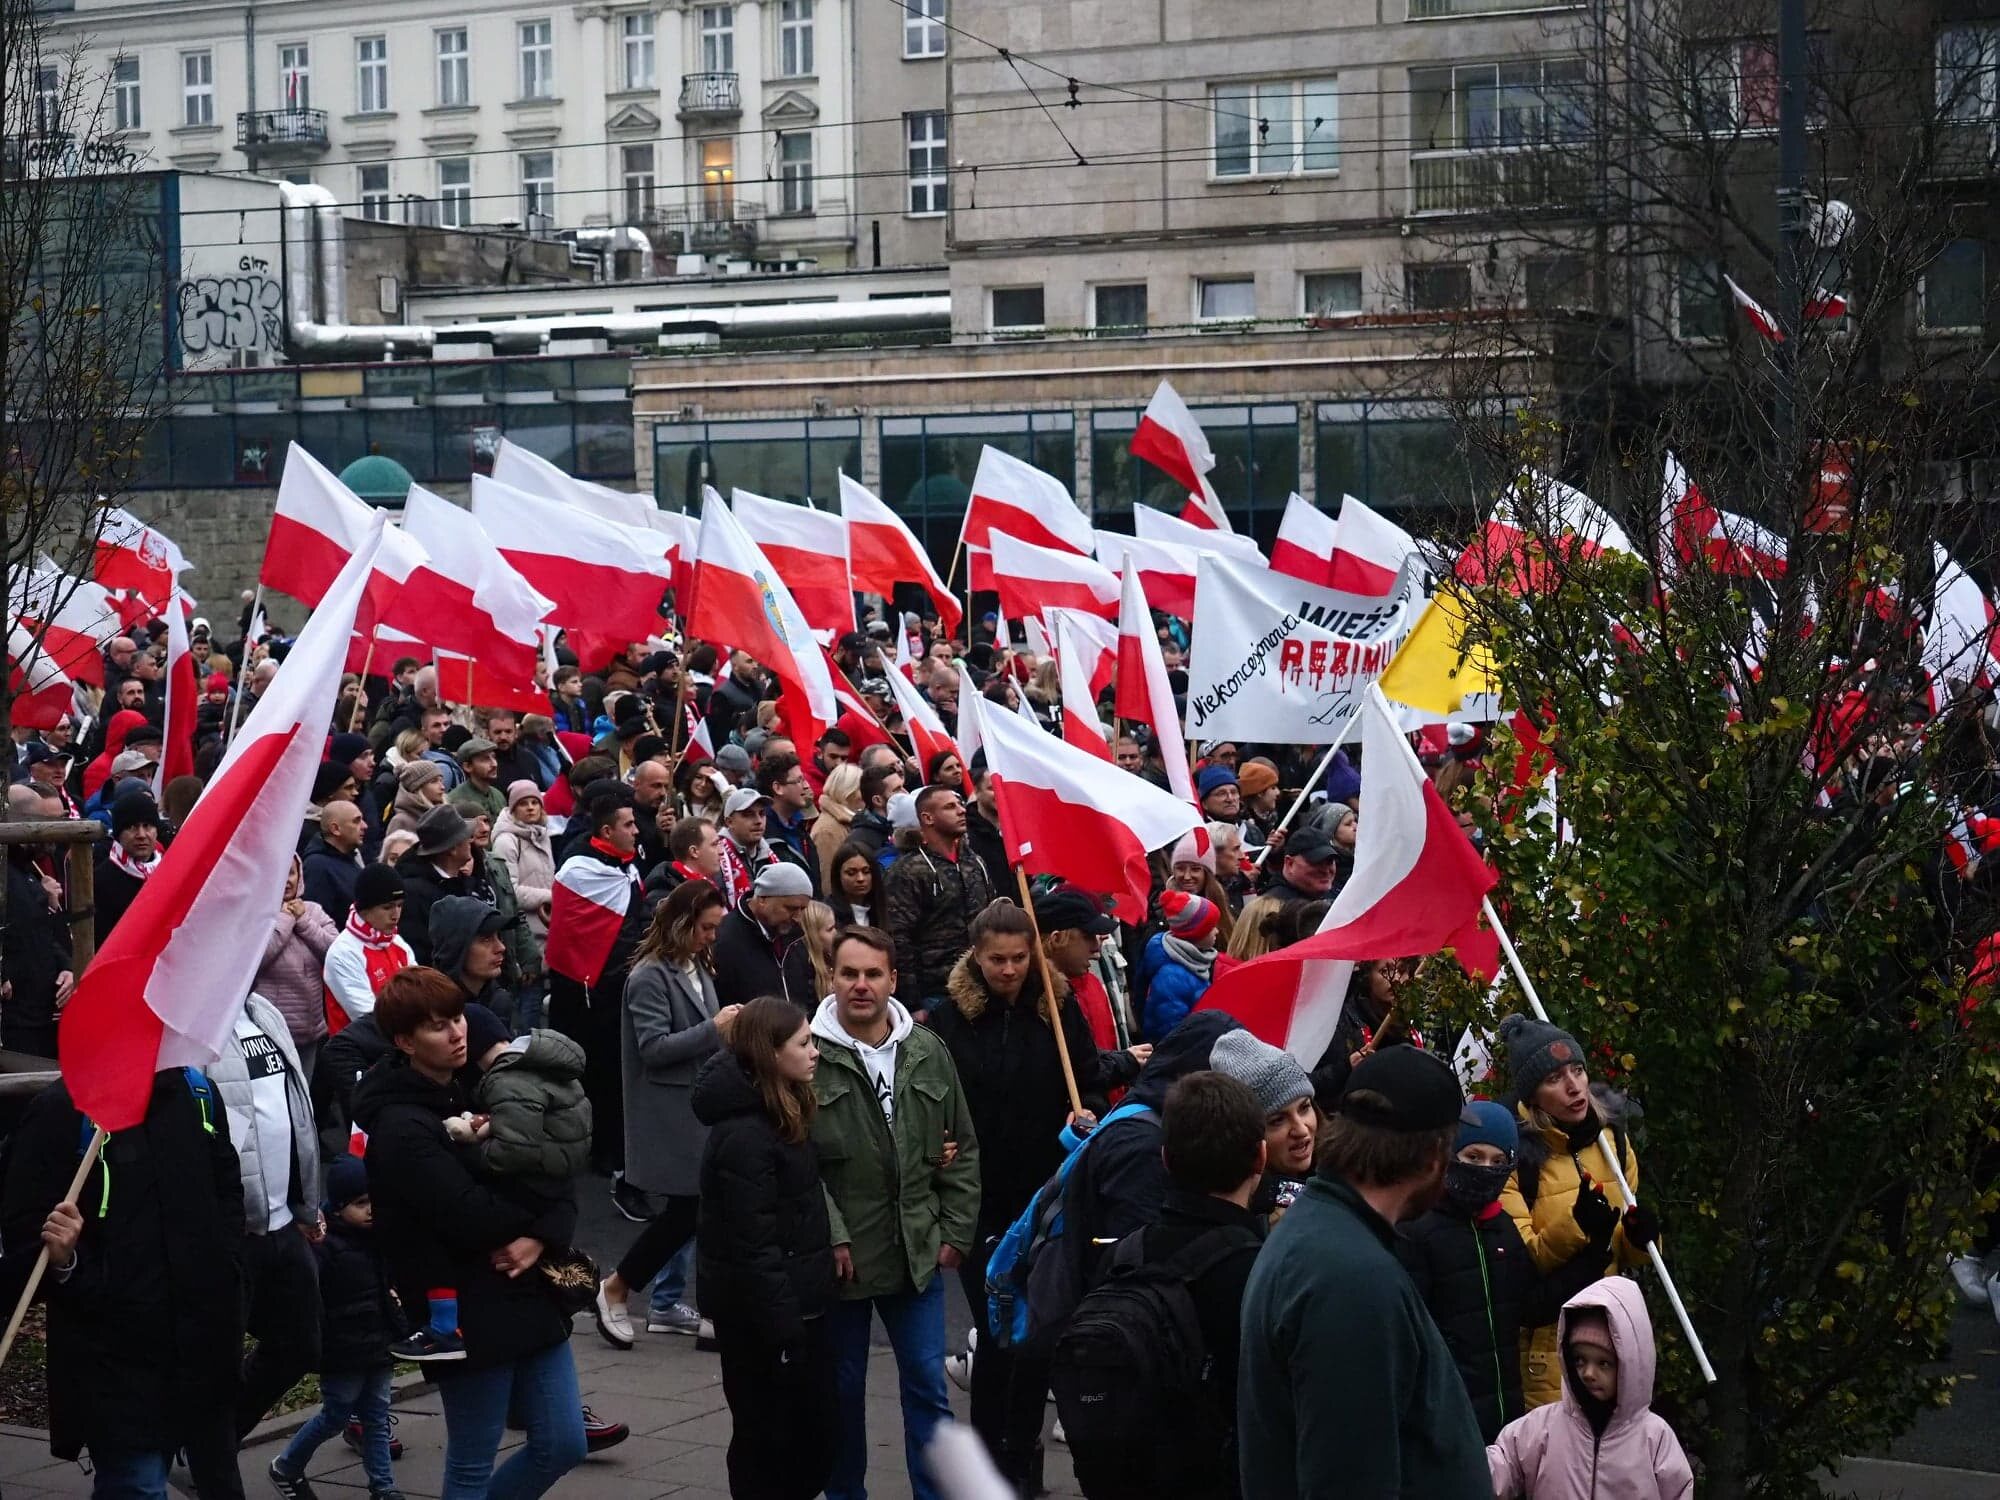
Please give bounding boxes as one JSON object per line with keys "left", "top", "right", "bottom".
{"left": 654, "top": 202, "right": 762, "bottom": 251}
{"left": 676, "top": 72, "right": 741, "bottom": 118}
{"left": 1410, "top": 0, "right": 1583, "bottom": 15}
{"left": 1409, "top": 148, "right": 1588, "bottom": 214}
{"left": 236, "top": 108, "right": 329, "bottom": 152}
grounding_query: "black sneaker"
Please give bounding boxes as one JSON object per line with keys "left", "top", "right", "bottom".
{"left": 609, "top": 1176, "right": 653, "bottom": 1223}
{"left": 344, "top": 1414, "right": 403, "bottom": 1460}
{"left": 582, "top": 1407, "right": 630, "bottom": 1453}
{"left": 268, "top": 1458, "right": 318, "bottom": 1500}
{"left": 390, "top": 1328, "right": 467, "bottom": 1362}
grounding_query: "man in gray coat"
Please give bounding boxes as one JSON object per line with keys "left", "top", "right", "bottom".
{"left": 208, "top": 992, "right": 323, "bottom": 1449}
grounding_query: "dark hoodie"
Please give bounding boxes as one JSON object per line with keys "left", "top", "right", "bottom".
{"left": 429, "top": 895, "right": 515, "bottom": 1021}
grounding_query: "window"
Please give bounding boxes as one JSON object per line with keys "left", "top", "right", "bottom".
{"left": 1211, "top": 78, "right": 1338, "bottom": 177}
{"left": 991, "top": 287, "right": 1045, "bottom": 330}
{"left": 623, "top": 14, "right": 656, "bottom": 89}
{"left": 518, "top": 20, "right": 554, "bottom": 100}
{"left": 520, "top": 151, "right": 556, "bottom": 221}
{"left": 778, "top": 130, "right": 814, "bottom": 214}
{"left": 780, "top": 0, "right": 815, "bottom": 77}
{"left": 1936, "top": 27, "right": 1999, "bottom": 123}
{"left": 1303, "top": 271, "right": 1362, "bottom": 317}
{"left": 113, "top": 58, "right": 141, "bottom": 131}
{"left": 622, "top": 143, "right": 656, "bottom": 219}
{"left": 1404, "top": 263, "right": 1471, "bottom": 311}
{"left": 181, "top": 50, "right": 214, "bottom": 126}
{"left": 700, "top": 7, "right": 735, "bottom": 72}
{"left": 438, "top": 156, "right": 472, "bottom": 226}
{"left": 359, "top": 164, "right": 391, "bottom": 220}
{"left": 34, "top": 65, "right": 59, "bottom": 136}
{"left": 279, "top": 43, "right": 311, "bottom": 110}
{"left": 1921, "top": 240, "right": 1986, "bottom": 333}
{"left": 1198, "top": 277, "right": 1256, "bottom": 321}
{"left": 904, "top": 0, "right": 946, "bottom": 59}
{"left": 437, "top": 29, "right": 469, "bottom": 107}
{"left": 1526, "top": 255, "right": 1591, "bottom": 309}
{"left": 701, "top": 138, "right": 736, "bottom": 219}
{"left": 1675, "top": 257, "right": 1726, "bottom": 341}
{"left": 1094, "top": 283, "right": 1148, "bottom": 331}
{"left": 356, "top": 37, "right": 389, "bottom": 114}
{"left": 906, "top": 110, "right": 947, "bottom": 214}
{"left": 1410, "top": 59, "right": 1588, "bottom": 152}
{"left": 1686, "top": 38, "right": 1824, "bottom": 132}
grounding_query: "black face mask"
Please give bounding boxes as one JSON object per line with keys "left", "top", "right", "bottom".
{"left": 1444, "top": 1159, "right": 1514, "bottom": 1213}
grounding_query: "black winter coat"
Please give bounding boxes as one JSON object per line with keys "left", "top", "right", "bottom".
{"left": 92, "top": 855, "right": 147, "bottom": 948}
{"left": 1396, "top": 1199, "right": 1607, "bottom": 1441}
{"left": 882, "top": 842, "right": 997, "bottom": 1007}
{"left": 301, "top": 839, "right": 364, "bottom": 925}
{"left": 314, "top": 1015, "right": 391, "bottom": 1161}
{"left": 351, "top": 1058, "right": 578, "bottom": 1374}
{"left": 2, "top": 859, "right": 70, "bottom": 1036}
{"left": 694, "top": 1050, "right": 835, "bottom": 1349}
{"left": 0, "top": 1074, "right": 245, "bottom": 1461}
{"left": 962, "top": 805, "right": 1009, "bottom": 891}
{"left": 712, "top": 907, "right": 808, "bottom": 1010}
{"left": 316, "top": 1218, "right": 404, "bottom": 1373}
{"left": 392, "top": 848, "right": 473, "bottom": 967}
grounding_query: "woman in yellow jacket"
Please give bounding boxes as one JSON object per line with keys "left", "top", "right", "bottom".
{"left": 1495, "top": 1012, "right": 1663, "bottom": 1407}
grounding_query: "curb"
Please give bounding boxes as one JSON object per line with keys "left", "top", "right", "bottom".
{"left": 0, "top": 1370, "right": 437, "bottom": 1454}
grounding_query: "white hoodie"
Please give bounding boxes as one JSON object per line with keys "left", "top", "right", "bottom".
{"left": 811, "top": 994, "right": 915, "bottom": 1124}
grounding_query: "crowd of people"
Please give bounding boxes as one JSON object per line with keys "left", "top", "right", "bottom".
{"left": 0, "top": 603, "right": 1713, "bottom": 1500}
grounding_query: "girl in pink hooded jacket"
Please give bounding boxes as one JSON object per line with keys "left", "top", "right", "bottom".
{"left": 1487, "top": 1277, "right": 1694, "bottom": 1500}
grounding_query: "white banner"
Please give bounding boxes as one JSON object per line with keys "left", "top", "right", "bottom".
{"left": 1185, "top": 554, "right": 1422, "bottom": 743}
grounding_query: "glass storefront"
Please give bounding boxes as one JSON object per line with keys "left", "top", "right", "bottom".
{"left": 1314, "top": 400, "right": 1500, "bottom": 536}
{"left": 650, "top": 416, "right": 862, "bottom": 514}
{"left": 878, "top": 412, "right": 1077, "bottom": 570}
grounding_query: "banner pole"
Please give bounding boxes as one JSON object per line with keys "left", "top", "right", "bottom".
{"left": 1249, "top": 700, "right": 1363, "bottom": 870}
{"left": 349, "top": 638, "right": 377, "bottom": 733}
{"left": 224, "top": 585, "right": 264, "bottom": 748}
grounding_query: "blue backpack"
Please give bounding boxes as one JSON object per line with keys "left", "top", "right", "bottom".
{"left": 984, "top": 1100, "right": 1155, "bottom": 1356}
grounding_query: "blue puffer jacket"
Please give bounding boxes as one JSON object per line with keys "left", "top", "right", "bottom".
{"left": 1139, "top": 930, "right": 1213, "bottom": 1041}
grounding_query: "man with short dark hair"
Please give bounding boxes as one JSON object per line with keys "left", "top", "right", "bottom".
{"left": 1237, "top": 1047, "right": 1487, "bottom": 1497}
{"left": 804, "top": 726, "right": 853, "bottom": 797}
{"left": 883, "top": 785, "right": 996, "bottom": 1013}
{"left": 485, "top": 710, "right": 543, "bottom": 791}
{"left": 645, "top": 815, "right": 722, "bottom": 905}
{"left": 1113, "top": 735, "right": 1143, "bottom": 774}
{"left": 757, "top": 753, "right": 817, "bottom": 889}
{"left": 846, "top": 763, "right": 902, "bottom": 867}
{"left": 961, "top": 758, "right": 1007, "bottom": 888}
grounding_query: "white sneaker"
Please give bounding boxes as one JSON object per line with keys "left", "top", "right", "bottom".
{"left": 647, "top": 1302, "right": 702, "bottom": 1336}
{"left": 1950, "top": 1256, "right": 1992, "bottom": 1305}
{"left": 593, "top": 1282, "right": 635, "bottom": 1350}
{"left": 944, "top": 1352, "right": 974, "bottom": 1391}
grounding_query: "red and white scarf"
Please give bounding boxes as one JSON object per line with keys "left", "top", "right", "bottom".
{"left": 107, "top": 844, "right": 161, "bottom": 882}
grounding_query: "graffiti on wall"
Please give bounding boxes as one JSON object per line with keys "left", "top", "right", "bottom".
{"left": 177, "top": 255, "right": 284, "bottom": 356}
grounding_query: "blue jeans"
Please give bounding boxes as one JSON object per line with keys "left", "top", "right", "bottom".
{"left": 827, "top": 1275, "right": 951, "bottom": 1500}
{"left": 648, "top": 1240, "right": 694, "bottom": 1316}
{"left": 88, "top": 1448, "right": 171, "bottom": 1500}
{"left": 279, "top": 1369, "right": 394, "bottom": 1492}
{"left": 436, "top": 1342, "right": 587, "bottom": 1500}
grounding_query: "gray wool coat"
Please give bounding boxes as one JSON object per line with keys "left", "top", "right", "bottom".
{"left": 620, "top": 955, "right": 726, "bottom": 1198}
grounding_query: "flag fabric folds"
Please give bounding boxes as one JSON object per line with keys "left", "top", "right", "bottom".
{"left": 9, "top": 565, "right": 121, "bottom": 684}
{"left": 1130, "top": 379, "right": 1231, "bottom": 532}
{"left": 840, "top": 474, "right": 962, "bottom": 636}
{"left": 731, "top": 489, "right": 855, "bottom": 639}
{"left": 990, "top": 532, "right": 1120, "bottom": 622}
{"left": 155, "top": 593, "right": 197, "bottom": 792}
{"left": 470, "top": 474, "right": 672, "bottom": 644}
{"left": 6, "top": 623, "right": 78, "bottom": 731}
{"left": 1725, "top": 275, "right": 1784, "bottom": 342}
{"left": 879, "top": 657, "right": 959, "bottom": 772}
{"left": 1130, "top": 505, "right": 1264, "bottom": 564}
{"left": 1270, "top": 494, "right": 1342, "bottom": 589}
{"left": 387, "top": 485, "right": 555, "bottom": 688}
{"left": 1096, "top": 529, "right": 1199, "bottom": 621}
{"left": 1376, "top": 588, "right": 1498, "bottom": 719}
{"left": 961, "top": 447, "right": 1093, "bottom": 558}
{"left": 93, "top": 506, "right": 188, "bottom": 603}
{"left": 1114, "top": 563, "right": 1194, "bottom": 801}
{"left": 544, "top": 857, "right": 639, "bottom": 988}
{"left": 1053, "top": 612, "right": 1113, "bottom": 761}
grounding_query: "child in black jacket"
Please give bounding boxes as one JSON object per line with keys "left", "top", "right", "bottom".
{"left": 269, "top": 1157, "right": 405, "bottom": 1500}
{"left": 1396, "top": 1100, "right": 1613, "bottom": 1441}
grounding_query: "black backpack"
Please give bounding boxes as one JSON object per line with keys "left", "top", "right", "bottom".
{"left": 1050, "top": 1225, "right": 1256, "bottom": 1485}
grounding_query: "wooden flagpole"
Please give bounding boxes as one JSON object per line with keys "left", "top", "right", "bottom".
{"left": 223, "top": 584, "right": 264, "bottom": 747}
{"left": 348, "top": 637, "right": 377, "bottom": 733}
{"left": 1015, "top": 865, "right": 1083, "bottom": 1119}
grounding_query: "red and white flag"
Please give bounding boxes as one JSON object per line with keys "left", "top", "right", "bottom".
{"left": 1053, "top": 612, "right": 1112, "bottom": 762}
{"left": 469, "top": 473, "right": 672, "bottom": 644}
{"left": 732, "top": 489, "right": 855, "bottom": 639}
{"left": 93, "top": 507, "right": 188, "bottom": 604}
{"left": 544, "top": 857, "right": 639, "bottom": 989}
{"left": 1131, "top": 503, "right": 1264, "bottom": 565}
{"left": 1131, "top": 379, "right": 1231, "bottom": 533}
{"left": 1097, "top": 529, "right": 1199, "bottom": 621}
{"left": 1113, "top": 562, "right": 1194, "bottom": 802}
{"left": 968, "top": 686, "right": 1200, "bottom": 921}
{"left": 991, "top": 532, "right": 1120, "bottom": 623}
{"left": 955, "top": 663, "right": 984, "bottom": 771}
{"left": 961, "top": 447, "right": 1093, "bottom": 559}
{"left": 6, "top": 623, "right": 80, "bottom": 731}
{"left": 1725, "top": 275, "right": 1784, "bottom": 343}
{"left": 879, "top": 655, "right": 958, "bottom": 773}
{"left": 153, "top": 591, "right": 197, "bottom": 794}
{"left": 1327, "top": 495, "right": 1421, "bottom": 598}
{"left": 9, "top": 564, "right": 121, "bottom": 685}
{"left": 1271, "top": 493, "right": 1341, "bottom": 589}
{"left": 1661, "top": 454, "right": 1787, "bottom": 582}
{"left": 840, "top": 474, "right": 962, "bottom": 636}
{"left": 1197, "top": 685, "right": 1496, "bottom": 1063}
{"left": 387, "top": 486, "right": 555, "bottom": 689}
{"left": 263, "top": 444, "right": 427, "bottom": 631}
{"left": 1924, "top": 542, "right": 2000, "bottom": 706}
{"left": 1047, "top": 606, "right": 1117, "bottom": 700}
{"left": 688, "top": 491, "right": 840, "bottom": 748}
{"left": 60, "top": 519, "right": 387, "bottom": 1131}
{"left": 491, "top": 439, "right": 674, "bottom": 541}
{"left": 1457, "top": 471, "right": 1634, "bottom": 592}
{"left": 1805, "top": 288, "right": 1849, "bottom": 321}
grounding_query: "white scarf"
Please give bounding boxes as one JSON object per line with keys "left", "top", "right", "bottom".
{"left": 108, "top": 844, "right": 161, "bottom": 882}
{"left": 345, "top": 909, "right": 399, "bottom": 948}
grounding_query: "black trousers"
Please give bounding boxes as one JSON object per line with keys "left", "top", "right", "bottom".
{"left": 714, "top": 1313, "right": 837, "bottom": 1500}
{"left": 614, "top": 1194, "right": 699, "bottom": 1289}
{"left": 958, "top": 1236, "right": 1050, "bottom": 1494}
{"left": 233, "top": 1226, "right": 323, "bottom": 1436}
{"left": 549, "top": 979, "right": 623, "bottom": 1173}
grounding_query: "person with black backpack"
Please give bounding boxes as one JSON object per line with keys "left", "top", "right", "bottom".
{"left": 1053, "top": 1072, "right": 1267, "bottom": 1500}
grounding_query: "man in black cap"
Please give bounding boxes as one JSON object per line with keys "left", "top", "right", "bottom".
{"left": 394, "top": 804, "right": 475, "bottom": 966}
{"left": 95, "top": 791, "right": 163, "bottom": 945}
{"left": 21, "top": 742, "right": 77, "bottom": 818}
{"left": 1262, "top": 825, "right": 1340, "bottom": 906}
{"left": 1238, "top": 1047, "right": 1487, "bottom": 1498}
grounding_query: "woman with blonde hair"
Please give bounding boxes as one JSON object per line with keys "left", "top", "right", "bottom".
{"left": 799, "top": 901, "right": 838, "bottom": 1002}
{"left": 1225, "top": 894, "right": 1286, "bottom": 962}
{"left": 811, "top": 762, "right": 863, "bottom": 890}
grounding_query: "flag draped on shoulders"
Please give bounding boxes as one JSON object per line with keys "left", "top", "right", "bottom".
{"left": 545, "top": 856, "right": 638, "bottom": 988}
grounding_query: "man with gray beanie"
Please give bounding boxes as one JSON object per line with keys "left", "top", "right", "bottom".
{"left": 1210, "top": 1029, "right": 1319, "bottom": 1218}
{"left": 712, "top": 861, "right": 814, "bottom": 1010}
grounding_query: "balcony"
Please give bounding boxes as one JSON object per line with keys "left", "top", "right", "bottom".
{"left": 654, "top": 202, "right": 761, "bottom": 252}
{"left": 1409, "top": 148, "right": 1588, "bottom": 215}
{"left": 676, "top": 72, "right": 741, "bottom": 120}
{"left": 236, "top": 108, "right": 329, "bottom": 154}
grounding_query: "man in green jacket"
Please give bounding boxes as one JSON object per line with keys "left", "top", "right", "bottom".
{"left": 1238, "top": 1046, "right": 1490, "bottom": 1499}
{"left": 810, "top": 924, "right": 980, "bottom": 1500}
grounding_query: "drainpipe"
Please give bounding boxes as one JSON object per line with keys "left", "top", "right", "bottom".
{"left": 243, "top": 3, "right": 259, "bottom": 175}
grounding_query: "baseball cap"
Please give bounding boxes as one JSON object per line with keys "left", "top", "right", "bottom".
{"left": 1033, "top": 886, "right": 1116, "bottom": 937}
{"left": 22, "top": 743, "right": 71, "bottom": 768}
{"left": 839, "top": 631, "right": 871, "bottom": 654}
{"left": 723, "top": 786, "right": 770, "bottom": 818}
{"left": 1338, "top": 1047, "right": 1464, "bottom": 1133}
{"left": 1284, "top": 827, "right": 1338, "bottom": 864}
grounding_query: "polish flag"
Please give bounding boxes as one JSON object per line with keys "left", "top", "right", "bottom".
{"left": 682, "top": 709, "right": 715, "bottom": 765}
{"left": 61, "top": 520, "right": 387, "bottom": 1130}
{"left": 822, "top": 651, "right": 897, "bottom": 755}
{"left": 688, "top": 491, "right": 840, "bottom": 748}
{"left": 1047, "top": 606, "right": 1117, "bottom": 700}
{"left": 1132, "top": 505, "right": 1263, "bottom": 564}
{"left": 1130, "top": 379, "right": 1232, "bottom": 533}
{"left": 437, "top": 650, "right": 550, "bottom": 717}
{"left": 955, "top": 663, "right": 984, "bottom": 771}
{"left": 387, "top": 486, "right": 555, "bottom": 689}
{"left": 544, "top": 856, "right": 640, "bottom": 989}
{"left": 1053, "top": 612, "right": 1112, "bottom": 761}
{"left": 469, "top": 474, "right": 672, "bottom": 643}
{"left": 967, "top": 686, "right": 1201, "bottom": 921}
{"left": 840, "top": 474, "right": 962, "bottom": 637}
{"left": 879, "top": 656, "right": 958, "bottom": 772}
{"left": 1327, "top": 495, "right": 1421, "bottom": 598}
{"left": 490, "top": 439, "right": 692, "bottom": 614}
{"left": 6, "top": 623, "right": 80, "bottom": 731}
{"left": 1114, "top": 562, "right": 1194, "bottom": 802}
{"left": 1924, "top": 543, "right": 2000, "bottom": 706}
{"left": 1805, "top": 288, "right": 1849, "bottom": 321}
{"left": 344, "top": 623, "right": 424, "bottom": 678}
{"left": 93, "top": 507, "right": 188, "bottom": 603}
{"left": 732, "top": 489, "right": 855, "bottom": 638}
{"left": 1457, "top": 471, "right": 1634, "bottom": 592}
{"left": 9, "top": 565, "right": 121, "bottom": 684}
{"left": 961, "top": 447, "right": 1093, "bottom": 559}
{"left": 1725, "top": 275, "right": 1784, "bottom": 342}
{"left": 153, "top": 592, "right": 197, "bottom": 794}
{"left": 1197, "top": 686, "right": 1496, "bottom": 1063}
{"left": 990, "top": 532, "right": 1120, "bottom": 623}
{"left": 263, "top": 444, "right": 425, "bottom": 630}
{"left": 1097, "top": 530, "right": 1199, "bottom": 621}
{"left": 1661, "top": 454, "right": 1788, "bottom": 581}
{"left": 1271, "top": 493, "right": 1340, "bottom": 588}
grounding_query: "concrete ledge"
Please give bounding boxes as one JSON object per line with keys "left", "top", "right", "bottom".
{"left": 1820, "top": 1458, "right": 2000, "bottom": 1499}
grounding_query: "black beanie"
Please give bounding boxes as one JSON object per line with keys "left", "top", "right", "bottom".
{"left": 1498, "top": 1012, "right": 1586, "bottom": 1098}
{"left": 353, "top": 862, "right": 404, "bottom": 912}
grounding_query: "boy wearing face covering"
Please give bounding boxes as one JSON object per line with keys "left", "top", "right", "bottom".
{"left": 1395, "top": 1100, "right": 1614, "bottom": 1442}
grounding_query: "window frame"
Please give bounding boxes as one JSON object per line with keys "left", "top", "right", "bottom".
{"left": 1403, "top": 262, "right": 1472, "bottom": 313}
{"left": 1673, "top": 256, "right": 1727, "bottom": 344}
{"left": 903, "top": 0, "right": 947, "bottom": 60}
{"left": 113, "top": 57, "right": 142, "bottom": 131}
{"left": 905, "top": 110, "right": 947, "bottom": 216}
{"left": 181, "top": 50, "right": 214, "bottom": 127}
{"left": 779, "top": 0, "right": 816, "bottom": 78}
{"left": 699, "top": 6, "right": 736, "bottom": 73}
{"left": 438, "top": 156, "right": 473, "bottom": 227}
{"left": 359, "top": 163, "right": 391, "bottom": 220}
{"left": 1935, "top": 25, "right": 1999, "bottom": 123}
{"left": 621, "top": 142, "right": 657, "bottom": 221}
{"left": 519, "top": 150, "right": 556, "bottom": 222}
{"left": 990, "top": 286, "right": 1046, "bottom": 332}
{"left": 1302, "top": 270, "right": 1363, "bottom": 318}
{"left": 1919, "top": 238, "right": 1986, "bottom": 335}
{"left": 355, "top": 36, "right": 389, "bottom": 115}
{"left": 436, "top": 28, "right": 470, "bottom": 108}
{"left": 1092, "top": 282, "right": 1149, "bottom": 333}
{"left": 278, "top": 41, "right": 311, "bottom": 111}
{"left": 777, "top": 129, "right": 814, "bottom": 215}
{"left": 622, "top": 13, "right": 657, "bottom": 90}
{"left": 1195, "top": 275, "right": 1257, "bottom": 324}
{"left": 1209, "top": 76, "right": 1339, "bottom": 180}
{"left": 518, "top": 19, "right": 555, "bottom": 101}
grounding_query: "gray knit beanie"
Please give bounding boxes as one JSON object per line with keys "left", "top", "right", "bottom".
{"left": 1209, "top": 1030, "right": 1314, "bottom": 1117}
{"left": 1497, "top": 1012, "right": 1585, "bottom": 1097}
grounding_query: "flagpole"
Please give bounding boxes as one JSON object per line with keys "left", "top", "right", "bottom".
{"left": 0, "top": 1127, "right": 106, "bottom": 1369}
{"left": 1249, "top": 700, "right": 1364, "bottom": 870}
{"left": 224, "top": 585, "right": 264, "bottom": 747}
{"left": 349, "top": 637, "right": 377, "bottom": 733}
{"left": 1014, "top": 865, "right": 1084, "bottom": 1120}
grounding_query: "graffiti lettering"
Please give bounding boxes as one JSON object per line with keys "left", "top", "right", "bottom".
{"left": 177, "top": 275, "right": 283, "bottom": 355}
{"left": 237, "top": 255, "right": 271, "bottom": 273}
